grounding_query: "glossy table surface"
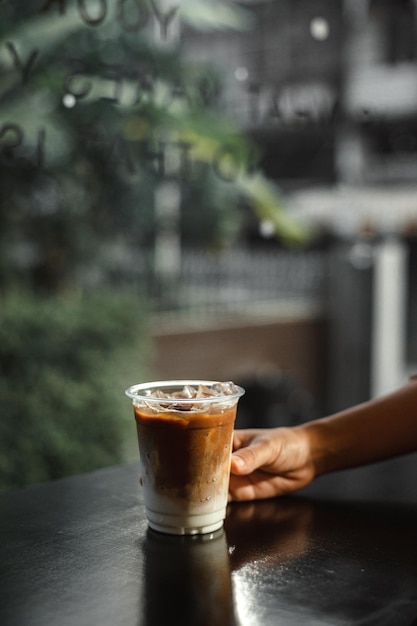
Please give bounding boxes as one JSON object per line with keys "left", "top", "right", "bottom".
{"left": 1, "top": 457, "right": 417, "bottom": 626}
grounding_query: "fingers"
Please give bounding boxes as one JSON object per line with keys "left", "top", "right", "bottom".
{"left": 231, "top": 429, "right": 277, "bottom": 476}
{"left": 228, "top": 475, "right": 259, "bottom": 502}
{"left": 228, "top": 427, "right": 314, "bottom": 502}
{"left": 229, "top": 473, "right": 278, "bottom": 501}
{"left": 228, "top": 471, "right": 294, "bottom": 502}
{"left": 232, "top": 429, "right": 264, "bottom": 452}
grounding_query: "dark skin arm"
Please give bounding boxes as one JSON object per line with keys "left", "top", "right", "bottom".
{"left": 229, "top": 378, "right": 417, "bottom": 502}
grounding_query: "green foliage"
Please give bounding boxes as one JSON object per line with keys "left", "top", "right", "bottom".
{"left": 0, "top": 291, "right": 150, "bottom": 492}
{"left": 0, "top": 1, "right": 309, "bottom": 490}
{"left": 0, "top": 2, "right": 308, "bottom": 296}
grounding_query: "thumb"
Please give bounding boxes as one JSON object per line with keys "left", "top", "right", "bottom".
{"left": 230, "top": 436, "right": 275, "bottom": 475}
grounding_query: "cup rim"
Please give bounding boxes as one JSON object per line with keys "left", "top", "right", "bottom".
{"left": 124, "top": 380, "right": 245, "bottom": 404}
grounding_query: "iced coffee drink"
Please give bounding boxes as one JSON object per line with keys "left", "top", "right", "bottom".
{"left": 125, "top": 380, "right": 244, "bottom": 535}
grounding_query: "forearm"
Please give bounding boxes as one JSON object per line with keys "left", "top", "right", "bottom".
{"left": 301, "top": 379, "right": 417, "bottom": 478}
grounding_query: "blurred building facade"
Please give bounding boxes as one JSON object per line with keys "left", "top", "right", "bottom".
{"left": 183, "top": 0, "right": 417, "bottom": 190}
{"left": 169, "top": 0, "right": 417, "bottom": 416}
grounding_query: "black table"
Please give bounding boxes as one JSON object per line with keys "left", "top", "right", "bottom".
{"left": 1, "top": 459, "right": 417, "bottom": 626}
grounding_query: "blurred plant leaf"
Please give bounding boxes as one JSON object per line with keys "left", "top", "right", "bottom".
{"left": 180, "top": 0, "right": 255, "bottom": 31}
{"left": 237, "top": 174, "right": 309, "bottom": 244}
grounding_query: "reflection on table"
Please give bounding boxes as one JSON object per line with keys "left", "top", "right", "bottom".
{"left": 1, "top": 463, "right": 417, "bottom": 626}
{"left": 226, "top": 497, "right": 417, "bottom": 625}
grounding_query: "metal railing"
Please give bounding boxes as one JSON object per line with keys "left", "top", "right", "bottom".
{"left": 94, "top": 246, "right": 328, "bottom": 317}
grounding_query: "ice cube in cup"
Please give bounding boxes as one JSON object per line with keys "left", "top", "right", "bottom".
{"left": 125, "top": 380, "right": 245, "bottom": 535}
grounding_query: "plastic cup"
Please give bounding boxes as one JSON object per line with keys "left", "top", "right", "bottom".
{"left": 125, "top": 380, "right": 244, "bottom": 535}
